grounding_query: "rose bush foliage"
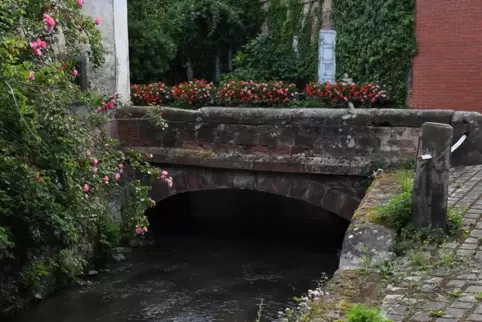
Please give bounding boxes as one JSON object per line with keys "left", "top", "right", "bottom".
{"left": 0, "top": 0, "right": 171, "bottom": 302}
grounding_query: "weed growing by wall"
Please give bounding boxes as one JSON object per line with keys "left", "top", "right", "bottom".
{"left": 376, "top": 170, "right": 463, "bottom": 255}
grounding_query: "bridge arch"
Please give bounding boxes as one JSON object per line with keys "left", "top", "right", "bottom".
{"left": 148, "top": 166, "right": 363, "bottom": 221}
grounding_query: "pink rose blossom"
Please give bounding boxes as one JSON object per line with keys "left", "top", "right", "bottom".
{"left": 33, "top": 48, "right": 42, "bottom": 57}
{"left": 118, "top": 164, "right": 124, "bottom": 169}
{"left": 28, "top": 71, "right": 35, "bottom": 80}
{"left": 72, "top": 69, "right": 78, "bottom": 77}
{"left": 92, "top": 159, "right": 98, "bottom": 165}
{"left": 95, "top": 17, "right": 100, "bottom": 25}
{"left": 77, "top": 0, "right": 83, "bottom": 8}
{"left": 103, "top": 176, "right": 109, "bottom": 183}
{"left": 43, "top": 14, "right": 55, "bottom": 33}
{"left": 96, "top": 107, "right": 105, "bottom": 113}
{"left": 92, "top": 167, "right": 98, "bottom": 174}
{"left": 135, "top": 227, "right": 143, "bottom": 235}
{"left": 83, "top": 184, "right": 89, "bottom": 192}
{"left": 114, "top": 172, "right": 120, "bottom": 181}
{"left": 161, "top": 170, "right": 168, "bottom": 177}
{"left": 87, "top": 151, "right": 92, "bottom": 157}
{"left": 105, "top": 101, "right": 114, "bottom": 110}
{"left": 143, "top": 227, "right": 148, "bottom": 232}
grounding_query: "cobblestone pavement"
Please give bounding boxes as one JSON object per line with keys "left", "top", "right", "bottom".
{"left": 381, "top": 165, "right": 482, "bottom": 322}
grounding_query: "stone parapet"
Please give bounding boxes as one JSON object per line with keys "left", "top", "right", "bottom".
{"left": 114, "top": 107, "right": 482, "bottom": 176}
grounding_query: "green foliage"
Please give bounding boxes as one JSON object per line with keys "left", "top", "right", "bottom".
{"left": 376, "top": 170, "right": 463, "bottom": 255}
{"left": 20, "top": 258, "right": 54, "bottom": 294}
{"left": 128, "top": 0, "right": 264, "bottom": 83}
{"left": 346, "top": 304, "right": 391, "bottom": 322}
{"left": 333, "top": 0, "right": 417, "bottom": 107}
{"left": 376, "top": 171, "right": 413, "bottom": 230}
{"left": 232, "top": 0, "right": 320, "bottom": 86}
{"left": 0, "top": 226, "right": 14, "bottom": 260}
{"left": 0, "top": 0, "right": 169, "bottom": 302}
{"left": 128, "top": 1, "right": 177, "bottom": 83}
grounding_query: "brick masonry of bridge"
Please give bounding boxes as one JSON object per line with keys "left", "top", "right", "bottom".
{"left": 380, "top": 165, "right": 482, "bottom": 322}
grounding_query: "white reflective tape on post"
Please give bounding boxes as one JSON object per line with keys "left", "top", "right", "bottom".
{"left": 419, "top": 154, "right": 433, "bottom": 160}
{"left": 451, "top": 134, "right": 467, "bottom": 153}
{"left": 417, "top": 134, "right": 467, "bottom": 161}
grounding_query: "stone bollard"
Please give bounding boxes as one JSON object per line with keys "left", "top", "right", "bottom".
{"left": 412, "top": 122, "right": 453, "bottom": 230}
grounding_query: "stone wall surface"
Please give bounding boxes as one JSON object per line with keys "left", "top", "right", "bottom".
{"left": 146, "top": 165, "right": 367, "bottom": 221}
{"left": 338, "top": 173, "right": 397, "bottom": 272}
{"left": 81, "top": 0, "right": 130, "bottom": 102}
{"left": 114, "top": 107, "right": 482, "bottom": 176}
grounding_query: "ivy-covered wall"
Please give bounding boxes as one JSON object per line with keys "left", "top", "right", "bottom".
{"left": 333, "top": 0, "right": 417, "bottom": 107}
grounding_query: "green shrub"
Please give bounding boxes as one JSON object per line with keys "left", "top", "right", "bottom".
{"left": 346, "top": 304, "right": 391, "bottom": 322}
{"left": 376, "top": 170, "right": 463, "bottom": 254}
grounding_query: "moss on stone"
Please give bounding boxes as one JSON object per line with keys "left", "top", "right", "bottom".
{"left": 304, "top": 269, "right": 387, "bottom": 320}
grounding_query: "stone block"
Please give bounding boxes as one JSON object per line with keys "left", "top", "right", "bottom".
{"left": 291, "top": 108, "right": 374, "bottom": 127}
{"left": 372, "top": 109, "right": 454, "bottom": 127}
{"left": 199, "top": 107, "right": 291, "bottom": 125}
{"left": 161, "top": 107, "right": 199, "bottom": 122}
{"left": 412, "top": 122, "right": 453, "bottom": 229}
{"left": 451, "top": 111, "right": 482, "bottom": 166}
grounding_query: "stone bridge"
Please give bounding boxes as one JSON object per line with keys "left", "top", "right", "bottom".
{"left": 112, "top": 107, "right": 482, "bottom": 220}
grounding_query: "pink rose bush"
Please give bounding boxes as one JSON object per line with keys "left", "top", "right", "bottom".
{"left": 0, "top": 0, "right": 174, "bottom": 293}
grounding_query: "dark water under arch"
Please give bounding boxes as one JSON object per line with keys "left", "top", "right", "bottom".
{"left": 10, "top": 189, "right": 349, "bottom": 322}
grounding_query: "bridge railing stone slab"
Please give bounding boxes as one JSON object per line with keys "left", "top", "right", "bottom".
{"left": 113, "top": 107, "right": 482, "bottom": 176}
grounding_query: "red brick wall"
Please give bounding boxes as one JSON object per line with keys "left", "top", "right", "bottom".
{"left": 412, "top": 0, "right": 482, "bottom": 111}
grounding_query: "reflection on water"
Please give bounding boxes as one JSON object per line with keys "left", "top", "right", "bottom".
{"left": 10, "top": 189, "right": 349, "bottom": 322}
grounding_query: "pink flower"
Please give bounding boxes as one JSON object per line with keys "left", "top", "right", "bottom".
{"left": 92, "top": 159, "right": 98, "bottom": 165}
{"left": 143, "top": 227, "right": 148, "bottom": 232}
{"left": 135, "top": 227, "right": 143, "bottom": 235}
{"left": 87, "top": 151, "right": 92, "bottom": 157}
{"left": 30, "top": 38, "right": 46, "bottom": 56}
{"left": 28, "top": 71, "right": 35, "bottom": 80}
{"left": 43, "top": 14, "right": 55, "bottom": 33}
{"left": 118, "top": 163, "right": 124, "bottom": 169}
{"left": 161, "top": 170, "right": 168, "bottom": 177}
{"left": 92, "top": 167, "right": 98, "bottom": 174}
{"left": 103, "top": 176, "right": 109, "bottom": 183}
{"left": 83, "top": 184, "right": 89, "bottom": 192}
{"left": 114, "top": 172, "right": 120, "bottom": 181}
{"left": 72, "top": 69, "right": 78, "bottom": 77}
{"left": 95, "top": 17, "right": 100, "bottom": 25}
{"left": 96, "top": 107, "right": 105, "bottom": 113}
{"left": 77, "top": 0, "right": 83, "bottom": 8}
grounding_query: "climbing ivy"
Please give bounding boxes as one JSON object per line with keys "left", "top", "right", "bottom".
{"left": 229, "top": 0, "right": 321, "bottom": 88}
{"left": 333, "top": 0, "right": 417, "bottom": 107}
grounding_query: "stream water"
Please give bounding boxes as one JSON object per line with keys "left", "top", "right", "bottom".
{"left": 9, "top": 189, "right": 349, "bottom": 322}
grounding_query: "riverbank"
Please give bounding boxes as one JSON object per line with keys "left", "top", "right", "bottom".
{"left": 280, "top": 165, "right": 482, "bottom": 321}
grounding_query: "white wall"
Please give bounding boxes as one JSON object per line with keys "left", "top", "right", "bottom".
{"left": 81, "top": 0, "right": 130, "bottom": 103}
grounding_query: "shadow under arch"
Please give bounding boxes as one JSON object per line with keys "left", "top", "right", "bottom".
{"left": 148, "top": 166, "right": 363, "bottom": 221}
{"left": 146, "top": 188, "right": 350, "bottom": 246}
